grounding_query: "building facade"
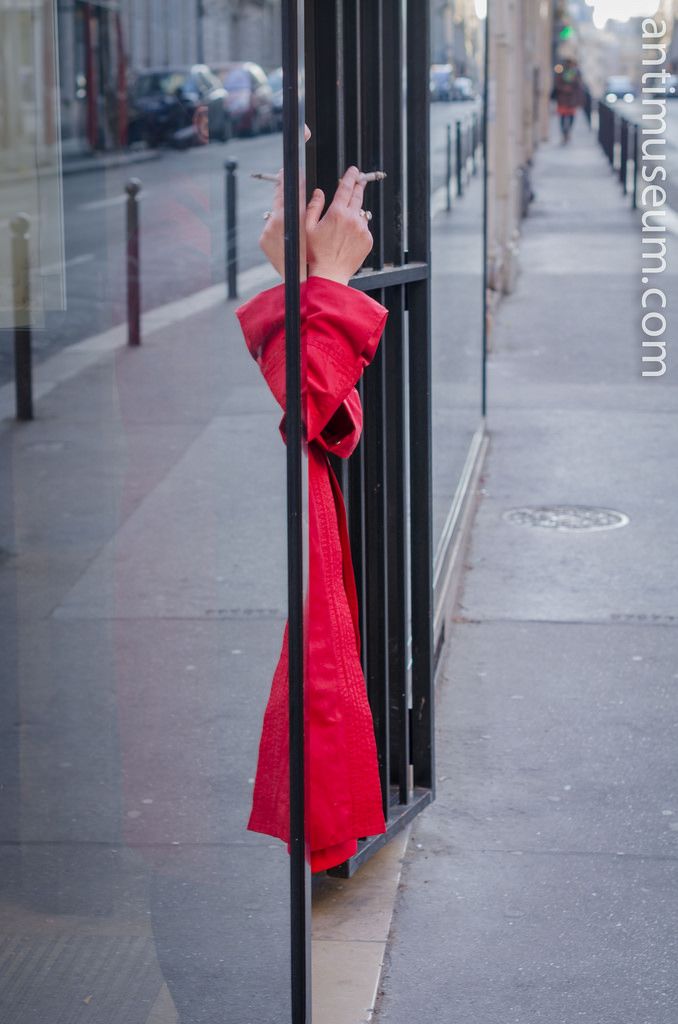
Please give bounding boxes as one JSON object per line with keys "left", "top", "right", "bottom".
{"left": 54, "top": 0, "right": 281, "bottom": 154}
{"left": 485, "top": 0, "right": 552, "bottom": 301}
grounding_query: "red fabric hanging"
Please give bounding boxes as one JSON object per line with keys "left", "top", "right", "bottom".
{"left": 236, "top": 276, "right": 388, "bottom": 872}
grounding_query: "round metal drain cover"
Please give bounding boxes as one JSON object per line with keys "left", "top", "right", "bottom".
{"left": 503, "top": 505, "right": 629, "bottom": 532}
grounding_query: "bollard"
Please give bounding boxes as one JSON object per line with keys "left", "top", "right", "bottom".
{"left": 632, "top": 123, "right": 639, "bottom": 211}
{"left": 225, "top": 158, "right": 238, "bottom": 300}
{"left": 601, "top": 103, "right": 612, "bottom": 163}
{"left": 619, "top": 117, "right": 628, "bottom": 192}
{"left": 125, "top": 178, "right": 142, "bottom": 347}
{"left": 445, "top": 124, "right": 452, "bottom": 212}
{"left": 455, "top": 120, "right": 463, "bottom": 198}
{"left": 11, "top": 214, "right": 33, "bottom": 421}
{"left": 471, "top": 113, "right": 478, "bottom": 176}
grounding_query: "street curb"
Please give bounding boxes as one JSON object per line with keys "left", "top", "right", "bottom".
{"left": 312, "top": 827, "right": 411, "bottom": 1024}
{"left": 0, "top": 148, "right": 161, "bottom": 188}
{"left": 0, "top": 261, "right": 278, "bottom": 422}
{"left": 62, "top": 148, "right": 162, "bottom": 177}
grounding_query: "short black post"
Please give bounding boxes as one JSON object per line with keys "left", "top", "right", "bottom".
{"left": 445, "top": 123, "right": 452, "bottom": 212}
{"left": 632, "top": 122, "right": 640, "bottom": 211}
{"left": 11, "top": 214, "right": 33, "bottom": 421}
{"left": 225, "top": 158, "right": 238, "bottom": 300}
{"left": 583, "top": 87, "right": 592, "bottom": 126}
{"left": 455, "top": 119, "right": 463, "bottom": 198}
{"left": 471, "top": 114, "right": 478, "bottom": 175}
{"left": 602, "top": 104, "right": 611, "bottom": 162}
{"left": 619, "top": 117, "right": 628, "bottom": 192}
{"left": 125, "top": 178, "right": 141, "bottom": 347}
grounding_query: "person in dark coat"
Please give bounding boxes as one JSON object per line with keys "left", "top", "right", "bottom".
{"left": 554, "top": 58, "right": 584, "bottom": 143}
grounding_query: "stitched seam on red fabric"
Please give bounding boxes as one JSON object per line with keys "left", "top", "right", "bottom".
{"left": 315, "top": 450, "right": 384, "bottom": 841}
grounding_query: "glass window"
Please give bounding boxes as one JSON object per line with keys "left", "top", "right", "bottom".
{"left": 268, "top": 68, "right": 283, "bottom": 92}
{"left": 0, "top": 5, "right": 291, "bottom": 1021}
{"left": 430, "top": 15, "right": 486, "bottom": 553}
{"left": 225, "top": 68, "right": 250, "bottom": 91}
{"left": 133, "top": 71, "right": 189, "bottom": 98}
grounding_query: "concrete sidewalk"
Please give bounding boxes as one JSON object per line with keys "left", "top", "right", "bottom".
{"left": 375, "top": 120, "right": 678, "bottom": 1022}
{"left": 0, "top": 146, "right": 486, "bottom": 1020}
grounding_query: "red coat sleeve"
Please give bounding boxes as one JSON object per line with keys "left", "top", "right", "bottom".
{"left": 236, "top": 276, "right": 388, "bottom": 457}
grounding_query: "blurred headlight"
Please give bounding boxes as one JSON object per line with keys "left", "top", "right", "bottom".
{"left": 606, "top": 92, "right": 617, "bottom": 102}
{"left": 623, "top": 93, "right": 634, "bottom": 103}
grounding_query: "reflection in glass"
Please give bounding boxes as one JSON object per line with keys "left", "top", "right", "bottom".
{"left": 429, "top": 5, "right": 486, "bottom": 551}
{"left": 1, "top": 4, "right": 292, "bottom": 1021}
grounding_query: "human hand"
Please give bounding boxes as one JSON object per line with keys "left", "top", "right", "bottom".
{"left": 305, "top": 166, "right": 373, "bottom": 287}
{"left": 259, "top": 170, "right": 310, "bottom": 282}
{"left": 259, "top": 165, "right": 372, "bottom": 285}
{"left": 258, "top": 170, "right": 286, "bottom": 278}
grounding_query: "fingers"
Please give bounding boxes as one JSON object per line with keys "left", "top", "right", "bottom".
{"left": 272, "top": 169, "right": 284, "bottom": 214}
{"left": 331, "top": 166, "right": 361, "bottom": 209}
{"left": 348, "top": 176, "right": 367, "bottom": 212}
{"left": 306, "top": 188, "right": 325, "bottom": 230}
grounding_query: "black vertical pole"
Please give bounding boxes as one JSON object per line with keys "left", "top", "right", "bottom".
{"left": 632, "top": 122, "right": 639, "bottom": 211}
{"left": 382, "top": 0, "right": 408, "bottom": 806}
{"left": 481, "top": 4, "right": 489, "bottom": 419}
{"left": 11, "top": 214, "right": 33, "bottom": 422}
{"left": 406, "top": 0, "right": 434, "bottom": 794}
{"left": 446, "top": 123, "right": 452, "bottom": 211}
{"left": 196, "top": 0, "right": 205, "bottom": 63}
{"left": 225, "top": 159, "right": 238, "bottom": 299}
{"left": 455, "top": 119, "right": 463, "bottom": 197}
{"left": 125, "top": 179, "right": 141, "bottom": 347}
{"left": 281, "top": 0, "right": 310, "bottom": 1020}
{"left": 360, "top": 0, "right": 389, "bottom": 819}
{"left": 619, "top": 117, "right": 628, "bottom": 192}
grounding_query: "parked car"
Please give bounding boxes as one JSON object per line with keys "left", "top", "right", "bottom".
{"left": 604, "top": 75, "right": 635, "bottom": 104}
{"left": 452, "top": 76, "right": 475, "bottom": 101}
{"left": 213, "top": 62, "right": 274, "bottom": 135}
{"left": 127, "top": 65, "right": 231, "bottom": 148}
{"left": 430, "top": 64, "right": 454, "bottom": 102}
{"left": 268, "top": 67, "right": 283, "bottom": 130}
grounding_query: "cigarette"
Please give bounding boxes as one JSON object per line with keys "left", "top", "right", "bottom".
{"left": 252, "top": 169, "right": 387, "bottom": 183}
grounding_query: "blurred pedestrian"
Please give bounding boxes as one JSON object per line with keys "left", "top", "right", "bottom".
{"left": 554, "top": 58, "right": 584, "bottom": 143}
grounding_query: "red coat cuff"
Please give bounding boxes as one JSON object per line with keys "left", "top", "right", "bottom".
{"left": 236, "top": 277, "right": 387, "bottom": 452}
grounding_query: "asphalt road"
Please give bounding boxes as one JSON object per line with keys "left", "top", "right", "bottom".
{"left": 0, "top": 131, "right": 283, "bottom": 381}
{"left": 0, "top": 102, "right": 476, "bottom": 385}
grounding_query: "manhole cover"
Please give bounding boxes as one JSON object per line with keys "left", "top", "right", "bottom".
{"left": 503, "top": 505, "right": 629, "bottom": 531}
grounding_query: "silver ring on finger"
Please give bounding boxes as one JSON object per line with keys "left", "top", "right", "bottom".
{"left": 263, "top": 210, "right": 272, "bottom": 221}
{"left": 360, "top": 209, "right": 372, "bottom": 222}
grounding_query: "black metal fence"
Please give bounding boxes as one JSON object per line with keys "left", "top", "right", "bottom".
{"left": 302, "top": 0, "right": 434, "bottom": 879}
{"left": 597, "top": 99, "right": 640, "bottom": 210}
